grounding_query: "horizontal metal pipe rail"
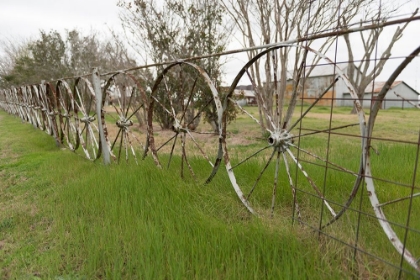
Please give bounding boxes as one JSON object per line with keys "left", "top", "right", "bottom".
{"left": 1, "top": 15, "right": 420, "bottom": 278}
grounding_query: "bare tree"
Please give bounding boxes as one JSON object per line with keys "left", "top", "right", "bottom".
{"left": 340, "top": 1, "right": 418, "bottom": 112}
{"left": 222, "top": 0, "right": 365, "bottom": 132}
{"left": 0, "top": 37, "right": 31, "bottom": 87}
{"left": 66, "top": 29, "right": 137, "bottom": 75}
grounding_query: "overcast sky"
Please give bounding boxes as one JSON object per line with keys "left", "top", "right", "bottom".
{"left": 1, "top": 0, "right": 420, "bottom": 89}
{"left": 0, "top": 0, "right": 122, "bottom": 39}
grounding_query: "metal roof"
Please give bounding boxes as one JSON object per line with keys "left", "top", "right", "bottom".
{"left": 365, "top": 81, "right": 403, "bottom": 93}
{"left": 306, "top": 63, "right": 350, "bottom": 77}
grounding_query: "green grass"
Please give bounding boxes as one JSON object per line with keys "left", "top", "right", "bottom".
{"left": 1, "top": 106, "right": 419, "bottom": 279}
{"left": 225, "top": 104, "right": 420, "bottom": 278}
{"left": 0, "top": 110, "right": 355, "bottom": 279}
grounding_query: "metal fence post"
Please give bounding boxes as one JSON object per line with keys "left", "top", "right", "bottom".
{"left": 92, "top": 68, "right": 111, "bottom": 165}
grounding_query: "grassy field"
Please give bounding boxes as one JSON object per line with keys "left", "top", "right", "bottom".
{"left": 0, "top": 107, "right": 419, "bottom": 279}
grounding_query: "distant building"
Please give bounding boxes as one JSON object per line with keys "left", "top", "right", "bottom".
{"left": 284, "top": 64, "right": 419, "bottom": 109}
{"left": 232, "top": 85, "right": 257, "bottom": 106}
{"left": 285, "top": 63, "right": 354, "bottom": 106}
{"left": 342, "top": 81, "right": 420, "bottom": 109}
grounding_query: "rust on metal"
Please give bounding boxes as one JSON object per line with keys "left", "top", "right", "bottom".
{"left": 1, "top": 15, "right": 420, "bottom": 275}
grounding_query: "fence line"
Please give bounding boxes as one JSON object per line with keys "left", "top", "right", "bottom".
{"left": 1, "top": 17, "right": 420, "bottom": 278}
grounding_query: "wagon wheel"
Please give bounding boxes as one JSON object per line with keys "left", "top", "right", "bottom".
{"left": 145, "top": 61, "right": 223, "bottom": 182}
{"left": 13, "top": 87, "right": 26, "bottom": 122}
{"left": 10, "top": 88, "right": 20, "bottom": 117}
{"left": 38, "top": 83, "right": 54, "bottom": 136}
{"left": 102, "top": 72, "right": 148, "bottom": 164}
{"left": 363, "top": 46, "right": 420, "bottom": 274}
{"left": 29, "top": 85, "right": 44, "bottom": 130}
{"left": 56, "top": 80, "right": 80, "bottom": 151}
{"left": 7, "top": 88, "right": 19, "bottom": 117}
{"left": 22, "top": 86, "right": 37, "bottom": 127}
{"left": 16, "top": 87, "right": 27, "bottom": 122}
{"left": 26, "top": 85, "right": 39, "bottom": 128}
{"left": 32, "top": 85, "right": 48, "bottom": 131}
{"left": 0, "top": 89, "right": 12, "bottom": 115}
{"left": 39, "top": 82, "right": 61, "bottom": 145}
{"left": 222, "top": 44, "right": 366, "bottom": 228}
{"left": 0, "top": 90, "right": 6, "bottom": 113}
{"left": 36, "top": 84, "right": 52, "bottom": 134}
{"left": 13, "top": 88, "right": 24, "bottom": 119}
{"left": 73, "top": 77, "right": 102, "bottom": 160}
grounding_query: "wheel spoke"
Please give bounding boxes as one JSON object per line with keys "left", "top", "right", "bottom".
{"left": 181, "top": 132, "right": 195, "bottom": 179}
{"left": 246, "top": 149, "right": 276, "bottom": 201}
{"left": 290, "top": 143, "right": 358, "bottom": 176}
{"left": 111, "top": 129, "right": 123, "bottom": 150}
{"left": 167, "top": 134, "right": 179, "bottom": 169}
{"left": 228, "top": 97, "right": 268, "bottom": 130}
{"left": 282, "top": 152, "right": 301, "bottom": 220}
{"left": 287, "top": 78, "right": 339, "bottom": 131}
{"left": 186, "top": 130, "right": 214, "bottom": 167}
{"left": 229, "top": 145, "right": 272, "bottom": 171}
{"left": 271, "top": 150, "right": 282, "bottom": 217}
{"left": 377, "top": 193, "right": 420, "bottom": 208}
{"left": 179, "top": 78, "right": 198, "bottom": 124}
{"left": 285, "top": 147, "right": 336, "bottom": 217}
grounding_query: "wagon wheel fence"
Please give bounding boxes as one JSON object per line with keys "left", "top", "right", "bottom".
{"left": 1, "top": 15, "right": 420, "bottom": 278}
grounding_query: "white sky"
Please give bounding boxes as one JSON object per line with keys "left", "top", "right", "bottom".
{"left": 0, "top": 0, "right": 123, "bottom": 39}
{"left": 1, "top": 0, "right": 420, "bottom": 90}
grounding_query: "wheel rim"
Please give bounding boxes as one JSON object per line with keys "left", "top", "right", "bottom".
{"left": 364, "top": 46, "right": 420, "bottom": 273}
{"left": 30, "top": 85, "right": 45, "bottom": 130}
{"left": 103, "top": 72, "right": 149, "bottom": 164}
{"left": 222, "top": 44, "right": 367, "bottom": 228}
{"left": 146, "top": 61, "right": 223, "bottom": 182}
{"left": 74, "top": 77, "right": 101, "bottom": 160}
{"left": 56, "top": 80, "right": 80, "bottom": 151}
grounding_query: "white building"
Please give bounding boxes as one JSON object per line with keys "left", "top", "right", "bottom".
{"left": 284, "top": 63, "right": 353, "bottom": 106}
{"left": 342, "top": 81, "right": 419, "bottom": 109}
{"left": 286, "top": 64, "right": 419, "bottom": 109}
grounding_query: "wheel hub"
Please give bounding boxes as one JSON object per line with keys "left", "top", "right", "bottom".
{"left": 268, "top": 130, "right": 293, "bottom": 150}
{"left": 80, "top": 116, "right": 96, "bottom": 124}
{"left": 116, "top": 118, "right": 133, "bottom": 128}
{"left": 172, "top": 121, "right": 187, "bottom": 133}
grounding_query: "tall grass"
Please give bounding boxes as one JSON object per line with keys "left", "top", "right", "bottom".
{"left": 0, "top": 111, "right": 353, "bottom": 279}
{"left": 1, "top": 107, "right": 419, "bottom": 279}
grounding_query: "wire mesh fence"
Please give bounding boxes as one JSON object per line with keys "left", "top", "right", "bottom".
{"left": 0, "top": 15, "right": 420, "bottom": 278}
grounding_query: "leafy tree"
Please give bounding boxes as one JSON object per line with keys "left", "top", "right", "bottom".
{"left": 2, "top": 30, "right": 68, "bottom": 85}
{"left": 118, "top": 0, "right": 231, "bottom": 131}
{"left": 0, "top": 29, "right": 137, "bottom": 87}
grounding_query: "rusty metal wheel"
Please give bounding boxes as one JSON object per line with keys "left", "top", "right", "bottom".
{"left": 39, "top": 82, "right": 60, "bottom": 144}
{"left": 29, "top": 85, "right": 45, "bottom": 130}
{"left": 0, "top": 89, "right": 14, "bottom": 115}
{"left": 22, "top": 85, "right": 38, "bottom": 127}
{"left": 363, "top": 46, "right": 420, "bottom": 274}
{"left": 145, "top": 61, "right": 223, "bottom": 182}
{"left": 222, "top": 44, "right": 366, "bottom": 228}
{"left": 73, "top": 77, "right": 101, "bottom": 160}
{"left": 0, "top": 90, "right": 6, "bottom": 113}
{"left": 36, "top": 84, "right": 52, "bottom": 134}
{"left": 56, "top": 80, "right": 79, "bottom": 151}
{"left": 103, "top": 72, "right": 148, "bottom": 164}
{"left": 12, "top": 87, "right": 27, "bottom": 122}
